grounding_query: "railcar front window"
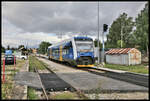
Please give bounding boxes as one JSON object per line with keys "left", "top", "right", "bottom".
{"left": 75, "top": 41, "right": 94, "bottom": 52}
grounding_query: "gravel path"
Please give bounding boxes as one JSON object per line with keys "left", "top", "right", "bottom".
{"left": 11, "top": 60, "right": 29, "bottom": 99}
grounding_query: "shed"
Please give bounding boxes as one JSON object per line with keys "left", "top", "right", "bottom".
{"left": 105, "top": 48, "right": 141, "bottom": 65}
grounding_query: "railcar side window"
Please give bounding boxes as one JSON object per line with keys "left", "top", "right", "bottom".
{"left": 62, "top": 41, "right": 73, "bottom": 55}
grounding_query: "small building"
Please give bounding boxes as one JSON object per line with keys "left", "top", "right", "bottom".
{"left": 105, "top": 48, "right": 141, "bottom": 65}
{"left": 32, "top": 48, "right": 37, "bottom": 54}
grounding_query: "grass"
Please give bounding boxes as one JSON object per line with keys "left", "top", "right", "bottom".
{"left": 1, "top": 73, "right": 14, "bottom": 99}
{"left": 104, "top": 64, "right": 149, "bottom": 74}
{"left": 29, "top": 56, "right": 46, "bottom": 72}
{"left": 27, "top": 87, "right": 39, "bottom": 100}
{"left": 1, "top": 83, "right": 13, "bottom": 99}
{"left": 28, "top": 56, "right": 46, "bottom": 99}
{"left": 50, "top": 92, "right": 79, "bottom": 99}
{"left": 1, "top": 58, "right": 27, "bottom": 99}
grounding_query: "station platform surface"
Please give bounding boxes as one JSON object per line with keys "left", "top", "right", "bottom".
{"left": 14, "top": 71, "right": 148, "bottom": 93}
{"left": 56, "top": 72, "right": 148, "bottom": 92}
{"left": 14, "top": 72, "right": 73, "bottom": 91}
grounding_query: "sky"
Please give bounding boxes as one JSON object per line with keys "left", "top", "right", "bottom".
{"left": 2, "top": 1, "right": 147, "bottom": 48}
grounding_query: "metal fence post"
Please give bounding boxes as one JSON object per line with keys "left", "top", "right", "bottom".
{"left": 14, "top": 56, "right": 16, "bottom": 71}
{"left": 3, "top": 59, "right": 5, "bottom": 83}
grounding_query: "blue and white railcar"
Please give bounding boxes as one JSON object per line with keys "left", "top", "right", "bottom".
{"left": 48, "top": 36, "right": 95, "bottom": 67}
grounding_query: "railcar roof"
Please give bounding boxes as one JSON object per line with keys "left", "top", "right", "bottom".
{"left": 48, "top": 36, "right": 93, "bottom": 48}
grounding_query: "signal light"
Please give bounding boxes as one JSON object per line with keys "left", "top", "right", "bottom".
{"left": 103, "top": 24, "right": 108, "bottom": 32}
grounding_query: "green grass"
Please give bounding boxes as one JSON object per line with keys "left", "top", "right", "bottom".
{"left": 104, "top": 64, "right": 149, "bottom": 74}
{"left": 50, "top": 92, "right": 79, "bottom": 99}
{"left": 1, "top": 59, "right": 27, "bottom": 99}
{"left": 27, "top": 87, "right": 39, "bottom": 100}
{"left": 29, "top": 56, "right": 46, "bottom": 72}
{"left": 1, "top": 82, "right": 13, "bottom": 99}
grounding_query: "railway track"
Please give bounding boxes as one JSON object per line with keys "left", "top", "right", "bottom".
{"left": 34, "top": 67, "right": 49, "bottom": 100}
{"left": 41, "top": 62, "right": 88, "bottom": 99}
{"left": 39, "top": 55, "right": 148, "bottom": 88}
{"left": 32, "top": 61, "right": 88, "bottom": 100}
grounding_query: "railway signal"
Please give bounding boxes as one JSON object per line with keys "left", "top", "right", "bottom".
{"left": 102, "top": 24, "right": 108, "bottom": 65}
{"left": 103, "top": 24, "right": 108, "bottom": 32}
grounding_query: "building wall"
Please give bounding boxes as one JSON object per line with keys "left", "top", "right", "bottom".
{"left": 106, "top": 54, "right": 129, "bottom": 65}
{"left": 129, "top": 49, "right": 141, "bottom": 65}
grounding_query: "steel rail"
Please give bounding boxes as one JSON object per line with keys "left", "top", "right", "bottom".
{"left": 33, "top": 64, "right": 49, "bottom": 100}
{"left": 36, "top": 57, "right": 88, "bottom": 99}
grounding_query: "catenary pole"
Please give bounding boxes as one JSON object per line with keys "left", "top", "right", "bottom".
{"left": 97, "top": 1, "right": 100, "bottom": 64}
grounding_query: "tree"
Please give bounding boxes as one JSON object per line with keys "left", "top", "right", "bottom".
{"left": 7, "top": 45, "right": 10, "bottom": 50}
{"left": 1, "top": 46, "right": 5, "bottom": 53}
{"left": 134, "top": 3, "right": 149, "bottom": 55}
{"left": 10, "top": 47, "right": 17, "bottom": 53}
{"left": 94, "top": 39, "right": 102, "bottom": 48}
{"left": 38, "top": 41, "right": 52, "bottom": 54}
{"left": 18, "top": 45, "right": 25, "bottom": 50}
{"left": 106, "top": 12, "right": 134, "bottom": 48}
{"left": 117, "top": 40, "right": 125, "bottom": 48}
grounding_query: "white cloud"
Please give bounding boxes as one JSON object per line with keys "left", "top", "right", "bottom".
{"left": 2, "top": 1, "right": 147, "bottom": 48}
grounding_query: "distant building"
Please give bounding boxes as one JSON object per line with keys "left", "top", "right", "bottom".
{"left": 32, "top": 48, "right": 37, "bottom": 54}
{"left": 105, "top": 48, "right": 141, "bottom": 65}
{"left": 18, "top": 47, "right": 28, "bottom": 56}
{"left": 13, "top": 51, "right": 22, "bottom": 58}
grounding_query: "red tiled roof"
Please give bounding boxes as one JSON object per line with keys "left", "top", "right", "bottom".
{"left": 106, "top": 48, "right": 133, "bottom": 54}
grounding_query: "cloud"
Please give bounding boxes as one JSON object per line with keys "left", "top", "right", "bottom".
{"left": 2, "top": 1, "right": 147, "bottom": 48}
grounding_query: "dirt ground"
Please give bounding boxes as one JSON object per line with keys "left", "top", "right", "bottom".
{"left": 86, "top": 92, "right": 149, "bottom": 100}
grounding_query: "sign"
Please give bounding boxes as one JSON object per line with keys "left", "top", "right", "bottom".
{"left": 5, "top": 50, "right": 12, "bottom": 55}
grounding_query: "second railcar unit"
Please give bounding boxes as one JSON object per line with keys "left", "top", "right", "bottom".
{"left": 48, "top": 36, "right": 95, "bottom": 67}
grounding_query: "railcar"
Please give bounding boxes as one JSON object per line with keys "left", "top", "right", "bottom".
{"left": 47, "top": 36, "right": 95, "bottom": 67}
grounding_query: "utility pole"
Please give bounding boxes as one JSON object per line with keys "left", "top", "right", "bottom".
{"left": 97, "top": 1, "right": 100, "bottom": 64}
{"left": 121, "top": 23, "right": 123, "bottom": 48}
{"left": 102, "top": 31, "right": 104, "bottom": 64}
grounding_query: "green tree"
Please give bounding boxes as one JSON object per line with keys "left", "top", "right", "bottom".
{"left": 1, "top": 46, "right": 5, "bottom": 53}
{"left": 18, "top": 45, "right": 25, "bottom": 50}
{"left": 94, "top": 39, "right": 102, "bottom": 48}
{"left": 134, "top": 3, "right": 149, "bottom": 55}
{"left": 38, "top": 41, "right": 52, "bottom": 54}
{"left": 7, "top": 45, "right": 10, "bottom": 50}
{"left": 106, "top": 12, "right": 134, "bottom": 48}
{"left": 117, "top": 40, "right": 125, "bottom": 48}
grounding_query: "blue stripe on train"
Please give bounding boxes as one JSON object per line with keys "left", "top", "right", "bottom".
{"left": 77, "top": 52, "right": 94, "bottom": 59}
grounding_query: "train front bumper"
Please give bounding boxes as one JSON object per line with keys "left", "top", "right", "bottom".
{"left": 77, "top": 64, "right": 94, "bottom": 67}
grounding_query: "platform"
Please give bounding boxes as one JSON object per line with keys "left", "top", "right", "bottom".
{"left": 14, "top": 71, "right": 148, "bottom": 93}
{"left": 14, "top": 72, "right": 73, "bottom": 91}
